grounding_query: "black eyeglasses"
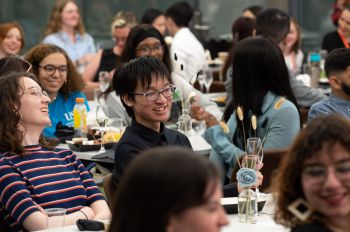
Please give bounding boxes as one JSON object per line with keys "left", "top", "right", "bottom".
{"left": 136, "top": 44, "right": 164, "bottom": 55}
{"left": 133, "top": 85, "right": 176, "bottom": 101}
{"left": 39, "top": 64, "right": 68, "bottom": 76}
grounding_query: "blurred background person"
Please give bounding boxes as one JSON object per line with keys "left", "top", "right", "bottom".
{"left": 202, "top": 36, "right": 300, "bottom": 183}
{"left": 242, "top": 5, "right": 263, "bottom": 18}
{"left": 43, "top": 0, "right": 96, "bottom": 73}
{"left": 222, "top": 16, "right": 256, "bottom": 106}
{"left": 322, "top": 5, "right": 350, "bottom": 54}
{"left": 332, "top": 0, "right": 350, "bottom": 26}
{"left": 0, "top": 72, "right": 110, "bottom": 231}
{"left": 166, "top": 1, "right": 208, "bottom": 83}
{"left": 25, "top": 44, "right": 89, "bottom": 139}
{"left": 83, "top": 11, "right": 137, "bottom": 94}
{"left": 0, "top": 22, "right": 24, "bottom": 58}
{"left": 109, "top": 146, "right": 228, "bottom": 232}
{"left": 273, "top": 114, "right": 350, "bottom": 232}
{"left": 141, "top": 8, "right": 167, "bottom": 35}
{"left": 281, "top": 18, "right": 304, "bottom": 77}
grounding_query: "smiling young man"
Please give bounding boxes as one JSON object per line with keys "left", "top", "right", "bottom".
{"left": 112, "top": 56, "right": 192, "bottom": 185}
{"left": 308, "top": 48, "right": 350, "bottom": 122}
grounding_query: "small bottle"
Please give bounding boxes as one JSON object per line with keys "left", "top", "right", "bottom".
{"left": 238, "top": 188, "right": 258, "bottom": 224}
{"left": 308, "top": 52, "right": 321, "bottom": 88}
{"left": 73, "top": 97, "right": 87, "bottom": 138}
{"left": 177, "top": 108, "right": 192, "bottom": 136}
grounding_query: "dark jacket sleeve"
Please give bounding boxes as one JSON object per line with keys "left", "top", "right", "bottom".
{"left": 223, "top": 182, "right": 239, "bottom": 197}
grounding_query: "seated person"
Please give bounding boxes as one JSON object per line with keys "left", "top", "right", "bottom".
{"left": 196, "top": 37, "right": 301, "bottom": 183}
{"left": 273, "top": 114, "right": 350, "bottom": 232}
{"left": 25, "top": 44, "right": 89, "bottom": 139}
{"left": 83, "top": 11, "right": 136, "bottom": 92}
{"left": 323, "top": 5, "right": 350, "bottom": 54}
{"left": 109, "top": 146, "right": 228, "bottom": 231}
{"left": 101, "top": 24, "right": 222, "bottom": 126}
{"left": 111, "top": 56, "right": 192, "bottom": 185}
{"left": 0, "top": 22, "right": 25, "bottom": 58}
{"left": 0, "top": 72, "right": 110, "bottom": 231}
{"left": 308, "top": 48, "right": 350, "bottom": 121}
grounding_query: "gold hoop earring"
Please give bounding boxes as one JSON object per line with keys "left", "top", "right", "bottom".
{"left": 287, "top": 198, "right": 313, "bottom": 222}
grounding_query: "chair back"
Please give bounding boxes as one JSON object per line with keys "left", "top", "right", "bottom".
{"left": 103, "top": 173, "right": 116, "bottom": 208}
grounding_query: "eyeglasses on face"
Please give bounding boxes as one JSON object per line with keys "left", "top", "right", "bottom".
{"left": 302, "top": 161, "right": 350, "bottom": 185}
{"left": 136, "top": 44, "right": 164, "bottom": 55}
{"left": 132, "top": 85, "right": 176, "bottom": 101}
{"left": 19, "top": 86, "right": 49, "bottom": 98}
{"left": 39, "top": 64, "right": 68, "bottom": 76}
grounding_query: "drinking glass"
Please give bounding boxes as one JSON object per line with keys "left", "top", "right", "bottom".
{"left": 105, "top": 118, "right": 124, "bottom": 142}
{"left": 98, "top": 71, "right": 110, "bottom": 92}
{"left": 45, "top": 208, "right": 66, "bottom": 232}
{"left": 96, "top": 105, "right": 109, "bottom": 153}
{"left": 246, "top": 137, "right": 264, "bottom": 207}
{"left": 202, "top": 68, "right": 213, "bottom": 93}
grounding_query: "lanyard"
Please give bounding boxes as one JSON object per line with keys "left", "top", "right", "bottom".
{"left": 338, "top": 30, "right": 350, "bottom": 48}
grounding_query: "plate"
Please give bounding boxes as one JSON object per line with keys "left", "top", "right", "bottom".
{"left": 221, "top": 193, "right": 266, "bottom": 214}
{"left": 212, "top": 96, "right": 226, "bottom": 107}
{"left": 66, "top": 140, "right": 116, "bottom": 152}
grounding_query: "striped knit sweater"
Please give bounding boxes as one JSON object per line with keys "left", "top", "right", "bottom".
{"left": 0, "top": 145, "right": 105, "bottom": 231}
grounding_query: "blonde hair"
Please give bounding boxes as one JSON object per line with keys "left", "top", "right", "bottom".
{"left": 110, "top": 11, "right": 137, "bottom": 37}
{"left": 44, "top": 0, "right": 86, "bottom": 37}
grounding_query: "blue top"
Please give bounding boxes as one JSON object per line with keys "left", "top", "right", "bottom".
{"left": 203, "top": 92, "right": 300, "bottom": 181}
{"left": 44, "top": 91, "right": 90, "bottom": 138}
{"left": 43, "top": 31, "right": 96, "bottom": 62}
{"left": 308, "top": 93, "right": 350, "bottom": 122}
{"left": 0, "top": 145, "right": 105, "bottom": 231}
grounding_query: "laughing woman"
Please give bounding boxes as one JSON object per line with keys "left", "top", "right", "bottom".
{"left": 0, "top": 72, "right": 110, "bottom": 231}
{"left": 25, "top": 43, "right": 89, "bottom": 139}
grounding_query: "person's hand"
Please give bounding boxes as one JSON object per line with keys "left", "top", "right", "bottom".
{"left": 190, "top": 105, "right": 205, "bottom": 120}
{"left": 237, "top": 170, "right": 263, "bottom": 193}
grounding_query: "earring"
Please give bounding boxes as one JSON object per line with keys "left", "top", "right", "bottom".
{"left": 287, "top": 198, "right": 313, "bottom": 222}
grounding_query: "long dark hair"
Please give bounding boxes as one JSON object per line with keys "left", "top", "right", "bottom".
{"left": 223, "top": 36, "right": 300, "bottom": 130}
{"left": 109, "top": 146, "right": 221, "bottom": 232}
{"left": 222, "top": 17, "right": 256, "bottom": 79}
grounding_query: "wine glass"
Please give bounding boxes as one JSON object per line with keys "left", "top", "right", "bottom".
{"left": 98, "top": 71, "right": 110, "bottom": 92}
{"left": 202, "top": 68, "right": 213, "bottom": 93}
{"left": 96, "top": 105, "right": 109, "bottom": 153}
{"left": 105, "top": 118, "right": 124, "bottom": 142}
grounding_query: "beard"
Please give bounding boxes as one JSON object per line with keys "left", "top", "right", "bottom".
{"left": 341, "top": 82, "right": 350, "bottom": 97}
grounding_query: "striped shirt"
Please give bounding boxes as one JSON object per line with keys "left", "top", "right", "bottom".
{"left": 0, "top": 145, "right": 104, "bottom": 231}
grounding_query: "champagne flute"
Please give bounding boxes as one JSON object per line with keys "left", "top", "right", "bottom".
{"left": 96, "top": 105, "right": 109, "bottom": 153}
{"left": 197, "top": 71, "right": 205, "bottom": 92}
{"left": 246, "top": 137, "right": 264, "bottom": 212}
{"left": 99, "top": 71, "right": 110, "bottom": 92}
{"left": 203, "top": 67, "right": 213, "bottom": 93}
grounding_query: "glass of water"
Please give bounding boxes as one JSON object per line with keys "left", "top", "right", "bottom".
{"left": 99, "top": 71, "right": 110, "bottom": 92}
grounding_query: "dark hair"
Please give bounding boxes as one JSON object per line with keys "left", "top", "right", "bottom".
{"left": 165, "top": 1, "right": 194, "bottom": 27}
{"left": 0, "top": 56, "right": 31, "bottom": 76}
{"left": 223, "top": 36, "right": 299, "bottom": 129}
{"left": 324, "top": 48, "right": 350, "bottom": 77}
{"left": 243, "top": 5, "right": 263, "bottom": 17}
{"left": 222, "top": 17, "right": 256, "bottom": 79}
{"left": 25, "top": 44, "right": 84, "bottom": 99}
{"left": 112, "top": 56, "right": 171, "bottom": 118}
{"left": 256, "top": 8, "right": 290, "bottom": 44}
{"left": 109, "top": 146, "right": 221, "bottom": 232}
{"left": 273, "top": 114, "right": 350, "bottom": 227}
{"left": 141, "top": 8, "right": 164, "bottom": 25}
{"left": 0, "top": 72, "right": 38, "bottom": 154}
{"left": 101, "top": 24, "right": 172, "bottom": 100}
